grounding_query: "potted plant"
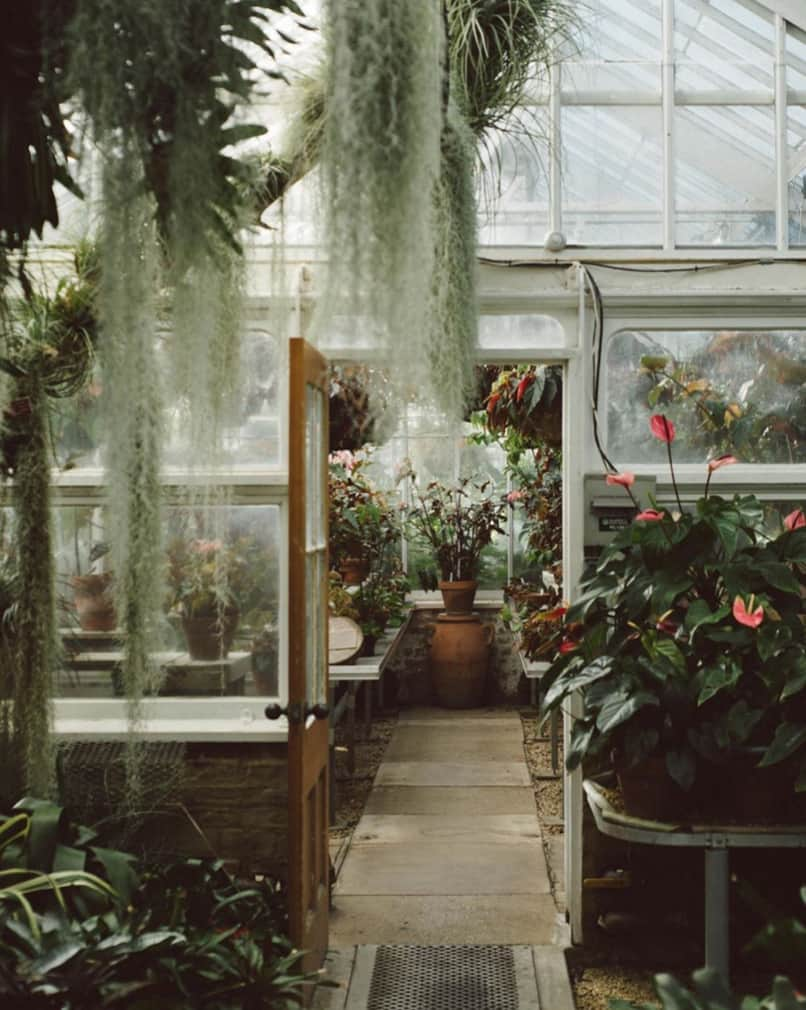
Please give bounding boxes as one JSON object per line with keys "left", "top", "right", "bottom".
{"left": 401, "top": 467, "right": 507, "bottom": 613}
{"left": 352, "top": 568, "right": 409, "bottom": 656}
{"left": 328, "top": 450, "right": 400, "bottom": 584}
{"left": 541, "top": 415, "right": 806, "bottom": 821}
{"left": 167, "top": 537, "right": 249, "bottom": 661}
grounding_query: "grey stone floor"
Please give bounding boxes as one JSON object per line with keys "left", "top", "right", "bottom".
{"left": 329, "top": 707, "right": 558, "bottom": 946}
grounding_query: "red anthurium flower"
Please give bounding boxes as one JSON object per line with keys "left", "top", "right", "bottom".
{"left": 635, "top": 509, "right": 664, "bottom": 522}
{"left": 515, "top": 374, "right": 533, "bottom": 403}
{"left": 650, "top": 414, "right": 676, "bottom": 443}
{"left": 606, "top": 472, "right": 635, "bottom": 488}
{"left": 541, "top": 605, "right": 568, "bottom": 622}
{"left": 784, "top": 508, "right": 806, "bottom": 531}
{"left": 733, "top": 595, "right": 764, "bottom": 629}
{"left": 486, "top": 392, "right": 501, "bottom": 415}
{"left": 707, "top": 454, "right": 738, "bottom": 472}
{"left": 558, "top": 639, "right": 577, "bottom": 654}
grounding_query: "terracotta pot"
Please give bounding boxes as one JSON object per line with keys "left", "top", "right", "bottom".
{"left": 69, "top": 572, "right": 116, "bottom": 632}
{"left": 339, "top": 557, "right": 369, "bottom": 585}
{"left": 438, "top": 579, "right": 478, "bottom": 614}
{"left": 430, "top": 613, "right": 493, "bottom": 708}
{"left": 182, "top": 607, "right": 240, "bottom": 661}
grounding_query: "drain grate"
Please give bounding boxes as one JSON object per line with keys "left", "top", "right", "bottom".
{"left": 366, "top": 945, "right": 519, "bottom": 1010}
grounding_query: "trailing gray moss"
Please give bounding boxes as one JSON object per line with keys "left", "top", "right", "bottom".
{"left": 429, "top": 106, "right": 479, "bottom": 423}
{"left": 98, "top": 159, "right": 165, "bottom": 718}
{"left": 11, "top": 377, "right": 57, "bottom": 797}
{"left": 319, "top": 0, "right": 444, "bottom": 409}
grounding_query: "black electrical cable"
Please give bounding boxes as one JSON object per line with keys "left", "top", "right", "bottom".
{"left": 581, "top": 264, "right": 618, "bottom": 475}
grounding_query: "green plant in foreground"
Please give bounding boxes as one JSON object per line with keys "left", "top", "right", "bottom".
{"left": 610, "top": 967, "right": 805, "bottom": 1010}
{"left": 541, "top": 414, "right": 806, "bottom": 794}
{"left": 0, "top": 797, "right": 310, "bottom": 1008}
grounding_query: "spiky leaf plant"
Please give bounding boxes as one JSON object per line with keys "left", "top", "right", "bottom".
{"left": 319, "top": 0, "right": 444, "bottom": 410}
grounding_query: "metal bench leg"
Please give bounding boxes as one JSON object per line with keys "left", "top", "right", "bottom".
{"left": 550, "top": 709, "right": 561, "bottom": 776}
{"left": 704, "top": 848, "right": 730, "bottom": 983}
{"left": 530, "top": 678, "right": 538, "bottom": 708}
{"left": 363, "top": 682, "right": 372, "bottom": 740}
{"left": 347, "top": 686, "right": 356, "bottom": 776}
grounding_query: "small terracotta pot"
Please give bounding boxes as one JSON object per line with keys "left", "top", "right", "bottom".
{"left": 438, "top": 579, "right": 478, "bottom": 614}
{"left": 182, "top": 607, "right": 240, "bottom": 661}
{"left": 69, "top": 572, "right": 116, "bottom": 632}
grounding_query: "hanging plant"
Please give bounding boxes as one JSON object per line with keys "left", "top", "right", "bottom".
{"left": 428, "top": 105, "right": 479, "bottom": 422}
{"left": 319, "top": 0, "right": 443, "bottom": 408}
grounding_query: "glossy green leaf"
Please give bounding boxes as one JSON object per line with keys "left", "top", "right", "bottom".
{"left": 759, "top": 723, "right": 806, "bottom": 767}
{"left": 596, "top": 690, "right": 658, "bottom": 736}
{"left": 665, "top": 747, "right": 696, "bottom": 791}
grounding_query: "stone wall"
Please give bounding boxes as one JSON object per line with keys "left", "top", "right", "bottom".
{"left": 385, "top": 604, "right": 529, "bottom": 707}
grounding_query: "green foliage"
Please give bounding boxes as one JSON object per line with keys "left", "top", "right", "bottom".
{"left": 610, "top": 967, "right": 805, "bottom": 1010}
{"left": 0, "top": 3, "right": 81, "bottom": 251}
{"left": 403, "top": 468, "right": 507, "bottom": 582}
{"left": 328, "top": 450, "right": 402, "bottom": 571}
{"left": 0, "top": 798, "right": 309, "bottom": 1009}
{"left": 541, "top": 485, "right": 806, "bottom": 791}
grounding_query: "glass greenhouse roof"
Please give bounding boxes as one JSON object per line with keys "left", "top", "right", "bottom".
{"left": 480, "top": 0, "right": 806, "bottom": 249}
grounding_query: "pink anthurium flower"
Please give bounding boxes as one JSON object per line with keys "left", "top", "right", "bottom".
{"left": 733, "top": 595, "right": 764, "bottom": 629}
{"left": 606, "top": 472, "right": 635, "bottom": 488}
{"left": 784, "top": 508, "right": 805, "bottom": 531}
{"left": 635, "top": 509, "right": 664, "bottom": 522}
{"left": 650, "top": 414, "right": 676, "bottom": 443}
{"left": 707, "top": 454, "right": 738, "bottom": 472}
{"left": 558, "top": 639, "right": 577, "bottom": 654}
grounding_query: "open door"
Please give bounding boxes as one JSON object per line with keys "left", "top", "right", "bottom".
{"left": 286, "top": 337, "right": 330, "bottom": 971}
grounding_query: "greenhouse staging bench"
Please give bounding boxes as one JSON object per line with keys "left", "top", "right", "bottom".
{"left": 584, "top": 779, "right": 806, "bottom": 982}
{"left": 518, "top": 653, "right": 560, "bottom": 776}
{"left": 329, "top": 611, "right": 413, "bottom": 776}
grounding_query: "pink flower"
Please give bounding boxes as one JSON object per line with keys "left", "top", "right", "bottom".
{"left": 733, "top": 595, "right": 764, "bottom": 629}
{"left": 506, "top": 490, "right": 525, "bottom": 503}
{"left": 650, "top": 414, "right": 676, "bottom": 443}
{"left": 784, "top": 508, "right": 806, "bottom": 531}
{"left": 515, "top": 375, "right": 533, "bottom": 403}
{"left": 635, "top": 509, "right": 664, "bottom": 522}
{"left": 707, "top": 454, "right": 737, "bottom": 472}
{"left": 559, "top": 639, "right": 577, "bottom": 654}
{"left": 191, "top": 538, "right": 222, "bottom": 555}
{"left": 606, "top": 472, "right": 635, "bottom": 488}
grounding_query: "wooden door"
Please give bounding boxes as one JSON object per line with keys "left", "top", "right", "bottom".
{"left": 287, "top": 337, "right": 330, "bottom": 971}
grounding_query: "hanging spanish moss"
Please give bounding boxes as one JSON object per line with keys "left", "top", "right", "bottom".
{"left": 319, "top": 0, "right": 444, "bottom": 409}
{"left": 429, "top": 106, "right": 479, "bottom": 423}
{"left": 98, "top": 159, "right": 165, "bottom": 727}
{"left": 10, "top": 377, "right": 57, "bottom": 798}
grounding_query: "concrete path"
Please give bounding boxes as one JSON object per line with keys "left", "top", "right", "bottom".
{"left": 329, "top": 707, "right": 558, "bottom": 946}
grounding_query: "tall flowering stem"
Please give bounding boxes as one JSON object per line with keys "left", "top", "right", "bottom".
{"left": 651, "top": 414, "right": 683, "bottom": 513}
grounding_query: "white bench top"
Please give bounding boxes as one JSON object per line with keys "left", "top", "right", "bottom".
{"left": 329, "top": 610, "right": 413, "bottom": 683}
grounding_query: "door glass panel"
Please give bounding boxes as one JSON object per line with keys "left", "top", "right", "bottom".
{"left": 304, "top": 381, "right": 327, "bottom": 705}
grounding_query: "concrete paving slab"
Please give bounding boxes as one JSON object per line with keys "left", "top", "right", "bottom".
{"left": 334, "top": 841, "right": 550, "bottom": 896}
{"left": 534, "top": 946, "right": 576, "bottom": 1010}
{"left": 353, "top": 813, "right": 541, "bottom": 846}
{"left": 365, "top": 785, "right": 537, "bottom": 816}
{"left": 375, "top": 760, "right": 531, "bottom": 787}
{"left": 312, "top": 948, "right": 355, "bottom": 1010}
{"left": 384, "top": 726, "right": 525, "bottom": 762}
{"left": 329, "top": 896, "right": 557, "bottom": 946}
{"left": 399, "top": 706, "right": 520, "bottom": 723}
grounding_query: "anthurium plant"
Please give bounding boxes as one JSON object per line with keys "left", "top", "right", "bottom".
{"left": 328, "top": 450, "right": 401, "bottom": 572}
{"left": 541, "top": 414, "right": 806, "bottom": 794}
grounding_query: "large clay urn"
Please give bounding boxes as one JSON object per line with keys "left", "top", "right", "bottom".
{"left": 430, "top": 613, "right": 493, "bottom": 708}
{"left": 438, "top": 579, "right": 478, "bottom": 614}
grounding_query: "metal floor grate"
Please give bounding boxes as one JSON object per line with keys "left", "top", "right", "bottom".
{"left": 367, "top": 945, "right": 519, "bottom": 1010}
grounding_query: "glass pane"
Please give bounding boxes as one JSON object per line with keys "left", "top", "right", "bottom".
{"left": 786, "top": 22, "right": 806, "bottom": 92}
{"left": 563, "top": 62, "right": 661, "bottom": 97}
{"left": 606, "top": 328, "right": 806, "bottom": 464}
{"left": 576, "top": 0, "right": 661, "bottom": 61}
{"left": 305, "top": 549, "right": 327, "bottom": 705}
{"left": 478, "top": 314, "right": 565, "bottom": 351}
{"left": 53, "top": 504, "right": 281, "bottom": 698}
{"left": 562, "top": 106, "right": 663, "bottom": 246}
{"left": 788, "top": 106, "right": 806, "bottom": 246}
{"left": 675, "top": 0, "right": 773, "bottom": 94}
{"left": 477, "top": 118, "right": 550, "bottom": 246}
{"left": 675, "top": 106, "right": 775, "bottom": 246}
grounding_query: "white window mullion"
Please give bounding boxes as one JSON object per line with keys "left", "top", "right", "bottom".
{"left": 775, "top": 14, "right": 789, "bottom": 253}
{"left": 662, "top": 0, "right": 675, "bottom": 251}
